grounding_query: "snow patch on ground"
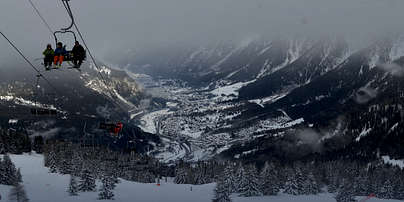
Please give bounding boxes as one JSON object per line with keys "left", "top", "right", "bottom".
{"left": 248, "top": 93, "right": 288, "bottom": 107}
{"left": 1, "top": 154, "right": 401, "bottom": 202}
{"left": 0, "top": 95, "right": 58, "bottom": 110}
{"left": 139, "top": 109, "right": 173, "bottom": 134}
{"left": 382, "top": 155, "right": 404, "bottom": 169}
{"left": 355, "top": 127, "right": 372, "bottom": 142}
{"left": 210, "top": 80, "right": 255, "bottom": 99}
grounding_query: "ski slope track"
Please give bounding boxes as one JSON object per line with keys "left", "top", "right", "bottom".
{"left": 0, "top": 154, "right": 401, "bottom": 202}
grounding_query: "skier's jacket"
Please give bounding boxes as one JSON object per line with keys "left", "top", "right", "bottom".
{"left": 54, "top": 47, "right": 67, "bottom": 56}
{"left": 43, "top": 48, "right": 54, "bottom": 57}
{"left": 72, "top": 45, "right": 85, "bottom": 59}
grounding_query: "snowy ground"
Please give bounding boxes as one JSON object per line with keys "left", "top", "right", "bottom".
{"left": 0, "top": 154, "right": 401, "bottom": 202}
{"left": 139, "top": 109, "right": 173, "bottom": 134}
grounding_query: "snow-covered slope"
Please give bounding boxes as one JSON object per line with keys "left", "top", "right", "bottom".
{"left": 1, "top": 154, "right": 401, "bottom": 202}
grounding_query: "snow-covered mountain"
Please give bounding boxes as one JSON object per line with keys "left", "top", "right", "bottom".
{"left": 126, "top": 35, "right": 404, "bottom": 163}
{"left": 0, "top": 61, "right": 161, "bottom": 152}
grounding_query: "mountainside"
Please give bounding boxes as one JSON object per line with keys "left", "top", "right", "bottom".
{"left": 126, "top": 35, "right": 404, "bottom": 163}
{"left": 0, "top": 62, "right": 160, "bottom": 152}
{"left": 239, "top": 37, "right": 349, "bottom": 100}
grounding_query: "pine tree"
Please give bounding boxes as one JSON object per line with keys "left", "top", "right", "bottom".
{"left": 98, "top": 174, "right": 116, "bottom": 200}
{"left": 8, "top": 183, "right": 29, "bottom": 202}
{"left": 212, "top": 178, "right": 232, "bottom": 202}
{"left": 46, "top": 151, "right": 58, "bottom": 173}
{"left": 68, "top": 175, "right": 79, "bottom": 196}
{"left": 233, "top": 164, "right": 245, "bottom": 193}
{"left": 0, "top": 157, "right": 6, "bottom": 184}
{"left": 283, "top": 167, "right": 305, "bottom": 195}
{"left": 3, "top": 154, "right": 18, "bottom": 185}
{"left": 303, "top": 172, "right": 320, "bottom": 195}
{"left": 393, "top": 173, "right": 404, "bottom": 200}
{"left": 353, "top": 171, "right": 368, "bottom": 196}
{"left": 335, "top": 179, "right": 356, "bottom": 202}
{"left": 16, "top": 168, "right": 22, "bottom": 183}
{"left": 239, "top": 165, "right": 262, "bottom": 197}
{"left": 260, "top": 162, "right": 280, "bottom": 196}
{"left": 379, "top": 179, "right": 394, "bottom": 199}
{"left": 223, "top": 164, "right": 236, "bottom": 193}
{"left": 174, "top": 167, "right": 188, "bottom": 184}
{"left": 78, "top": 168, "right": 96, "bottom": 192}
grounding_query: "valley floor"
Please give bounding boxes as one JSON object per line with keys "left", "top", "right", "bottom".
{"left": 0, "top": 154, "right": 401, "bottom": 202}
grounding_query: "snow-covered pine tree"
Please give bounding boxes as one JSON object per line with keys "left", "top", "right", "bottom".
{"left": 194, "top": 165, "right": 208, "bottom": 185}
{"left": 0, "top": 157, "right": 6, "bottom": 184}
{"left": 325, "top": 162, "right": 341, "bottom": 193}
{"left": 16, "top": 168, "right": 22, "bottom": 183}
{"left": 233, "top": 164, "right": 245, "bottom": 193}
{"left": 223, "top": 164, "right": 236, "bottom": 193}
{"left": 68, "top": 175, "right": 79, "bottom": 196}
{"left": 174, "top": 167, "right": 188, "bottom": 184}
{"left": 98, "top": 174, "right": 115, "bottom": 200}
{"left": 393, "top": 175, "right": 404, "bottom": 200}
{"left": 239, "top": 164, "right": 262, "bottom": 197}
{"left": 260, "top": 162, "right": 280, "bottom": 196}
{"left": 283, "top": 166, "right": 305, "bottom": 195}
{"left": 3, "top": 154, "right": 18, "bottom": 185}
{"left": 353, "top": 171, "right": 368, "bottom": 196}
{"left": 212, "top": 178, "right": 232, "bottom": 202}
{"left": 78, "top": 168, "right": 96, "bottom": 192}
{"left": 46, "top": 150, "right": 58, "bottom": 173}
{"left": 8, "top": 183, "right": 29, "bottom": 202}
{"left": 303, "top": 172, "right": 320, "bottom": 195}
{"left": 379, "top": 179, "right": 394, "bottom": 199}
{"left": 335, "top": 179, "right": 356, "bottom": 202}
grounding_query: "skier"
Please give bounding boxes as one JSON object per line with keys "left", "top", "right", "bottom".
{"left": 54, "top": 42, "right": 66, "bottom": 67}
{"left": 72, "top": 41, "right": 85, "bottom": 68}
{"left": 42, "top": 44, "right": 54, "bottom": 69}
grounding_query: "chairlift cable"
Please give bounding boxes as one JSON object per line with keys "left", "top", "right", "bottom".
{"left": 27, "top": 0, "right": 54, "bottom": 35}
{"left": 0, "top": 31, "right": 61, "bottom": 95}
{"left": 64, "top": 2, "right": 131, "bottom": 117}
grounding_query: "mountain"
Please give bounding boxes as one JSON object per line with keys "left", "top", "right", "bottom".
{"left": 239, "top": 37, "right": 349, "bottom": 100}
{"left": 123, "top": 35, "right": 404, "bottom": 163}
{"left": 0, "top": 61, "right": 160, "bottom": 153}
{"left": 221, "top": 36, "right": 404, "bottom": 161}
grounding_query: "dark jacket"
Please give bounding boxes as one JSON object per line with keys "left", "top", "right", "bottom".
{"left": 72, "top": 45, "right": 85, "bottom": 59}
{"left": 54, "top": 47, "right": 67, "bottom": 56}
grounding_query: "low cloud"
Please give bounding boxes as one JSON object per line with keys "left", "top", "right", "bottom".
{"left": 354, "top": 86, "right": 378, "bottom": 104}
{"left": 296, "top": 128, "right": 323, "bottom": 152}
{"left": 378, "top": 63, "right": 404, "bottom": 77}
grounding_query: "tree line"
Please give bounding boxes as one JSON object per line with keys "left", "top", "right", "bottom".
{"left": 210, "top": 159, "right": 404, "bottom": 202}
{"left": 0, "top": 154, "right": 29, "bottom": 202}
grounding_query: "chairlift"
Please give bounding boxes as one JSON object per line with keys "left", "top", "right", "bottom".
{"left": 99, "top": 122, "right": 124, "bottom": 136}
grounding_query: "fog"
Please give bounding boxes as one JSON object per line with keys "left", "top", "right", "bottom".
{"left": 1, "top": 0, "right": 404, "bottom": 67}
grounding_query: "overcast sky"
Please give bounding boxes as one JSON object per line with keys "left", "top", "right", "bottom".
{"left": 1, "top": 0, "right": 404, "bottom": 67}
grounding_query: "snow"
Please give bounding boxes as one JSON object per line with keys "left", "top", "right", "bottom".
{"left": 369, "top": 53, "right": 380, "bottom": 69}
{"left": 166, "top": 102, "right": 178, "bottom": 107}
{"left": 355, "top": 127, "right": 372, "bottom": 142}
{"left": 210, "top": 80, "right": 255, "bottom": 99}
{"left": 0, "top": 153, "right": 215, "bottom": 202}
{"left": 8, "top": 119, "right": 18, "bottom": 124}
{"left": 258, "top": 43, "right": 273, "bottom": 55}
{"left": 0, "top": 95, "right": 58, "bottom": 110}
{"left": 139, "top": 109, "right": 173, "bottom": 134}
{"left": 210, "top": 37, "right": 255, "bottom": 71}
{"left": 382, "top": 155, "right": 404, "bottom": 169}
{"left": 129, "top": 110, "right": 143, "bottom": 120}
{"left": 389, "top": 35, "right": 404, "bottom": 62}
{"left": 180, "top": 124, "right": 203, "bottom": 138}
{"left": 0, "top": 154, "right": 401, "bottom": 202}
{"left": 248, "top": 93, "right": 288, "bottom": 107}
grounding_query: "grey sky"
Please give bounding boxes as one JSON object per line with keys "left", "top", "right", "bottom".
{"left": 1, "top": 0, "right": 404, "bottom": 66}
